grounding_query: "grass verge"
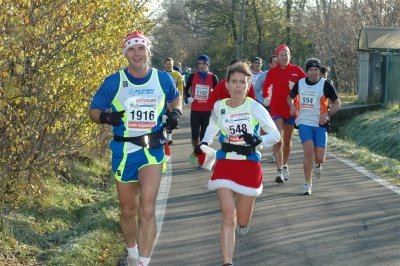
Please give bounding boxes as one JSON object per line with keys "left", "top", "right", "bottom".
{"left": 328, "top": 103, "right": 400, "bottom": 186}
{"left": 0, "top": 157, "right": 127, "bottom": 265}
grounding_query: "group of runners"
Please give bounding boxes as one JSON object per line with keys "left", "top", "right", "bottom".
{"left": 88, "top": 31, "right": 341, "bottom": 266}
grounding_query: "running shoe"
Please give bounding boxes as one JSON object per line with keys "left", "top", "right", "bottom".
{"left": 302, "top": 183, "right": 313, "bottom": 195}
{"left": 283, "top": 166, "right": 290, "bottom": 181}
{"left": 266, "top": 153, "right": 275, "bottom": 163}
{"left": 275, "top": 170, "right": 285, "bottom": 184}
{"left": 314, "top": 164, "right": 322, "bottom": 179}
{"left": 222, "top": 264, "right": 233, "bottom": 266}
{"left": 236, "top": 224, "right": 250, "bottom": 236}
{"left": 189, "top": 151, "right": 196, "bottom": 164}
{"left": 167, "top": 139, "right": 173, "bottom": 145}
{"left": 126, "top": 256, "right": 138, "bottom": 266}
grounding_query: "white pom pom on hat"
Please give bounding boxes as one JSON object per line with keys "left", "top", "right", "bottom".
{"left": 195, "top": 145, "right": 216, "bottom": 171}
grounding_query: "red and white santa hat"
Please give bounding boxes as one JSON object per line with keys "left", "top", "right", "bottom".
{"left": 122, "top": 31, "right": 151, "bottom": 55}
{"left": 164, "top": 142, "right": 171, "bottom": 162}
{"left": 195, "top": 145, "right": 216, "bottom": 171}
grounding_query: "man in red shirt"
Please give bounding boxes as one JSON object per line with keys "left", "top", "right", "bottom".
{"left": 263, "top": 44, "right": 306, "bottom": 183}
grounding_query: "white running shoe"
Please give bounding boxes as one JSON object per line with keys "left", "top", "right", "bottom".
{"left": 266, "top": 153, "right": 275, "bottom": 163}
{"left": 302, "top": 183, "right": 313, "bottom": 195}
{"left": 283, "top": 166, "right": 290, "bottom": 181}
{"left": 275, "top": 170, "right": 285, "bottom": 184}
{"left": 236, "top": 224, "right": 250, "bottom": 236}
{"left": 314, "top": 164, "right": 322, "bottom": 179}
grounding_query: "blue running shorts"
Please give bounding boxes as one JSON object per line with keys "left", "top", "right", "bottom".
{"left": 111, "top": 145, "right": 165, "bottom": 182}
{"left": 272, "top": 116, "right": 296, "bottom": 126}
{"left": 298, "top": 124, "right": 327, "bottom": 148}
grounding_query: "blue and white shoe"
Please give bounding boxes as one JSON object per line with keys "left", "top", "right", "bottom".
{"left": 275, "top": 170, "right": 285, "bottom": 184}
{"left": 236, "top": 224, "right": 250, "bottom": 236}
{"left": 283, "top": 166, "right": 290, "bottom": 181}
{"left": 302, "top": 183, "right": 313, "bottom": 195}
{"left": 314, "top": 164, "right": 322, "bottom": 179}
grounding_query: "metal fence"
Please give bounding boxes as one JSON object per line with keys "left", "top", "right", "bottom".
{"left": 383, "top": 52, "right": 400, "bottom": 105}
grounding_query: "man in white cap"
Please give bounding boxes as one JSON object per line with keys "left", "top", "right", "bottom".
{"left": 89, "top": 31, "right": 182, "bottom": 266}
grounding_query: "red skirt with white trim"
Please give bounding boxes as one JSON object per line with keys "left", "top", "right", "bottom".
{"left": 207, "top": 159, "right": 263, "bottom": 197}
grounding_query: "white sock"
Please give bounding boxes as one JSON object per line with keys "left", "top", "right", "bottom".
{"left": 138, "top": 257, "right": 150, "bottom": 266}
{"left": 127, "top": 245, "right": 138, "bottom": 259}
{"left": 283, "top": 164, "right": 288, "bottom": 168}
{"left": 167, "top": 133, "right": 172, "bottom": 140}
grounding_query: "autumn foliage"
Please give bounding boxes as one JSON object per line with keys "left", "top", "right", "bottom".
{"left": 0, "top": 0, "right": 154, "bottom": 203}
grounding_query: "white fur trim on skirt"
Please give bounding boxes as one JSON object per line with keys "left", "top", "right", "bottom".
{"left": 207, "top": 179, "right": 263, "bottom": 197}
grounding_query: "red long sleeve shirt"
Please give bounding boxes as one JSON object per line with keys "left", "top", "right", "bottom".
{"left": 262, "top": 63, "right": 306, "bottom": 119}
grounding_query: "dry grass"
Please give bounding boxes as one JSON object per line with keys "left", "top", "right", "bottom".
{"left": 328, "top": 101, "right": 399, "bottom": 186}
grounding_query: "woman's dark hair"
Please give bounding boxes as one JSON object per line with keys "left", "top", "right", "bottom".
{"left": 320, "top": 65, "right": 330, "bottom": 75}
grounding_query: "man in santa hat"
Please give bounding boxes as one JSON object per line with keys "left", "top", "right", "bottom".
{"left": 89, "top": 31, "right": 182, "bottom": 266}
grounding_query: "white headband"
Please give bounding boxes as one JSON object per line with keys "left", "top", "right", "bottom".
{"left": 122, "top": 37, "right": 151, "bottom": 55}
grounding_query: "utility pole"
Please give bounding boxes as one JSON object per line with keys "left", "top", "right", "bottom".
{"left": 286, "top": 0, "right": 292, "bottom": 46}
{"left": 237, "top": 0, "right": 245, "bottom": 60}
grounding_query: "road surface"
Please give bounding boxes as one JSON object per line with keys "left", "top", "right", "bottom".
{"left": 150, "top": 104, "right": 400, "bottom": 266}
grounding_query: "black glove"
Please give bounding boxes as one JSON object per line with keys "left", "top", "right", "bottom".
{"left": 194, "top": 142, "right": 208, "bottom": 155}
{"left": 99, "top": 110, "right": 125, "bottom": 126}
{"left": 239, "top": 132, "right": 262, "bottom": 146}
{"left": 163, "top": 108, "right": 182, "bottom": 130}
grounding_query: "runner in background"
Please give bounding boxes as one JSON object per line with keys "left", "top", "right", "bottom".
{"left": 184, "top": 54, "right": 218, "bottom": 164}
{"left": 163, "top": 57, "right": 184, "bottom": 145}
{"left": 254, "top": 55, "right": 278, "bottom": 163}
{"left": 174, "top": 61, "right": 183, "bottom": 74}
{"left": 263, "top": 44, "right": 306, "bottom": 184}
{"left": 287, "top": 58, "right": 341, "bottom": 195}
{"left": 182, "top": 66, "right": 192, "bottom": 105}
{"left": 320, "top": 65, "right": 333, "bottom": 85}
{"left": 250, "top": 57, "right": 263, "bottom": 87}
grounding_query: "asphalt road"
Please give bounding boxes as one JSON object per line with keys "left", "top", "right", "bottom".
{"left": 149, "top": 104, "right": 400, "bottom": 266}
